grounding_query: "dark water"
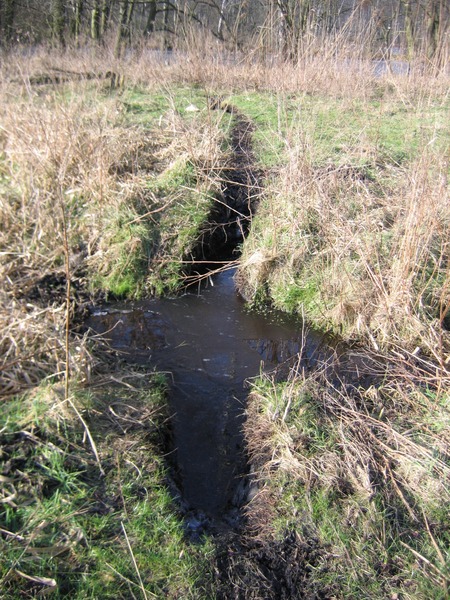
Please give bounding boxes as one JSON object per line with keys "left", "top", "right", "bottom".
{"left": 87, "top": 269, "right": 328, "bottom": 518}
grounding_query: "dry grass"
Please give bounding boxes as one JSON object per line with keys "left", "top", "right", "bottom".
{"left": 239, "top": 125, "right": 449, "bottom": 358}
{"left": 0, "top": 80, "right": 144, "bottom": 396}
{"left": 0, "top": 70, "right": 226, "bottom": 398}
{"left": 244, "top": 353, "right": 450, "bottom": 597}
{"left": 2, "top": 28, "right": 449, "bottom": 102}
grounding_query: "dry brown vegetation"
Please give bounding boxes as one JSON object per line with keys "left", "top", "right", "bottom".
{"left": 239, "top": 143, "right": 450, "bottom": 356}
{"left": 0, "top": 67, "right": 226, "bottom": 398}
{"left": 1, "top": 82, "right": 142, "bottom": 395}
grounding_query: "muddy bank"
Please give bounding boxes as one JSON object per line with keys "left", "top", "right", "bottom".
{"left": 213, "top": 530, "right": 329, "bottom": 600}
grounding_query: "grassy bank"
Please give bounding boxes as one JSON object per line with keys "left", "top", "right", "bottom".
{"left": 0, "top": 375, "right": 214, "bottom": 598}
{"left": 243, "top": 362, "right": 449, "bottom": 598}
{"left": 236, "top": 89, "right": 449, "bottom": 355}
{"left": 228, "top": 56, "right": 450, "bottom": 599}
{"left": 1, "top": 47, "right": 449, "bottom": 598}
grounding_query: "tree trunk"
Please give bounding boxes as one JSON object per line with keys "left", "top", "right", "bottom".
{"left": 162, "top": 1, "right": 171, "bottom": 50}
{"left": 400, "top": 0, "right": 415, "bottom": 60}
{"left": 299, "top": 0, "right": 310, "bottom": 37}
{"left": 1, "top": 0, "right": 16, "bottom": 45}
{"left": 114, "top": 0, "right": 136, "bottom": 58}
{"left": 277, "top": 0, "right": 310, "bottom": 61}
{"left": 276, "top": 0, "right": 290, "bottom": 59}
{"left": 100, "top": 0, "right": 111, "bottom": 38}
{"left": 217, "top": 0, "right": 228, "bottom": 39}
{"left": 323, "top": 0, "right": 340, "bottom": 34}
{"left": 52, "top": 0, "right": 66, "bottom": 46}
{"left": 91, "top": 0, "right": 101, "bottom": 40}
{"left": 73, "top": 0, "right": 84, "bottom": 44}
{"left": 426, "top": 0, "right": 445, "bottom": 60}
{"left": 145, "top": 0, "right": 157, "bottom": 35}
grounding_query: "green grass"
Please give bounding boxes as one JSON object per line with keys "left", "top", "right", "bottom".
{"left": 1, "top": 81, "right": 230, "bottom": 595}
{"left": 271, "top": 277, "right": 323, "bottom": 319}
{"left": 0, "top": 379, "right": 214, "bottom": 599}
{"left": 112, "top": 88, "right": 226, "bottom": 297}
{"left": 91, "top": 202, "right": 158, "bottom": 298}
{"left": 246, "top": 377, "right": 450, "bottom": 599}
{"left": 118, "top": 86, "right": 210, "bottom": 128}
{"left": 229, "top": 91, "right": 449, "bottom": 170}
{"left": 145, "top": 156, "right": 218, "bottom": 296}
{"left": 235, "top": 87, "right": 449, "bottom": 348}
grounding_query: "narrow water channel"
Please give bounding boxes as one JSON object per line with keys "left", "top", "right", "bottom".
{"left": 87, "top": 269, "right": 329, "bottom": 524}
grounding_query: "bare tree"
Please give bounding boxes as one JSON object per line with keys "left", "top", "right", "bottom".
{"left": 52, "top": 0, "right": 66, "bottom": 46}
{"left": 91, "top": 0, "right": 101, "bottom": 39}
{"left": 100, "top": 0, "right": 112, "bottom": 38}
{"left": 426, "top": 0, "right": 448, "bottom": 61}
{"left": 1, "top": 0, "right": 16, "bottom": 45}
{"left": 276, "top": 0, "right": 311, "bottom": 59}
{"left": 0, "top": 0, "right": 447, "bottom": 65}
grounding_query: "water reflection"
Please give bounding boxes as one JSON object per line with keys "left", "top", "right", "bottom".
{"left": 87, "top": 269, "right": 329, "bottom": 517}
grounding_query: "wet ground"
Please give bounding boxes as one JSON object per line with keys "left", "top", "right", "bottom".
{"left": 86, "top": 268, "right": 329, "bottom": 523}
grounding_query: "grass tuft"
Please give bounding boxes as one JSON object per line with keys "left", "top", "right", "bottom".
{"left": 244, "top": 359, "right": 450, "bottom": 599}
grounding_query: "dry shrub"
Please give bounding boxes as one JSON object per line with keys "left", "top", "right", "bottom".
{"left": 0, "top": 296, "right": 64, "bottom": 397}
{"left": 125, "top": 26, "right": 449, "bottom": 102}
{"left": 0, "top": 82, "right": 150, "bottom": 270}
{"left": 0, "top": 289, "right": 98, "bottom": 397}
{"left": 157, "top": 104, "right": 225, "bottom": 172}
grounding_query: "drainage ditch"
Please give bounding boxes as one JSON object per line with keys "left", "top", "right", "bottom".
{"left": 84, "top": 107, "right": 336, "bottom": 595}
{"left": 86, "top": 108, "right": 327, "bottom": 524}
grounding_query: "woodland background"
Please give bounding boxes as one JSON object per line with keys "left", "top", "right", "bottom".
{"left": 0, "top": 0, "right": 448, "bottom": 64}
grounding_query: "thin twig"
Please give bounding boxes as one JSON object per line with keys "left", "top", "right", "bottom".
{"left": 400, "top": 541, "right": 449, "bottom": 583}
{"left": 66, "top": 396, "right": 105, "bottom": 477}
{"left": 59, "top": 186, "right": 71, "bottom": 403}
{"left": 121, "top": 521, "right": 156, "bottom": 600}
{"left": 422, "top": 508, "right": 446, "bottom": 566}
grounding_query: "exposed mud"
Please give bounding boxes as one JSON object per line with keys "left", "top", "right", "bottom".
{"left": 213, "top": 530, "right": 331, "bottom": 600}
{"left": 17, "top": 271, "right": 95, "bottom": 326}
